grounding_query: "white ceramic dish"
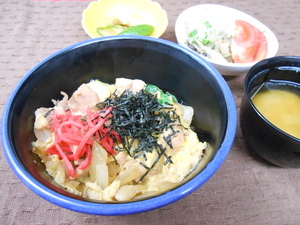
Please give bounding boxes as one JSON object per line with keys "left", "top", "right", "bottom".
{"left": 175, "top": 4, "right": 279, "bottom": 76}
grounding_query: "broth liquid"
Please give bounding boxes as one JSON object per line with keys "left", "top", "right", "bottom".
{"left": 251, "top": 80, "right": 300, "bottom": 139}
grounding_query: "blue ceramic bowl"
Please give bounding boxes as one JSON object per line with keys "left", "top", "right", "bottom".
{"left": 1, "top": 36, "right": 236, "bottom": 215}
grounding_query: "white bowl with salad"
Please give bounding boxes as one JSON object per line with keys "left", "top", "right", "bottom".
{"left": 175, "top": 4, "right": 279, "bottom": 76}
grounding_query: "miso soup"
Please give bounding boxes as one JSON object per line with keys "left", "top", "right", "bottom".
{"left": 251, "top": 81, "right": 300, "bottom": 139}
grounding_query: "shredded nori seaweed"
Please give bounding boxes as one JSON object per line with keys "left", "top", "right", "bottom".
{"left": 96, "top": 88, "right": 182, "bottom": 181}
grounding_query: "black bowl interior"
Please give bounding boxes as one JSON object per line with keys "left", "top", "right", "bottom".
{"left": 241, "top": 56, "right": 300, "bottom": 167}
{"left": 8, "top": 38, "right": 228, "bottom": 201}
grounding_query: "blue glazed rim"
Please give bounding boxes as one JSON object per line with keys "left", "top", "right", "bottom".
{"left": 1, "top": 36, "right": 237, "bottom": 215}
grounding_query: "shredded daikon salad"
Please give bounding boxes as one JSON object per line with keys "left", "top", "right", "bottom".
{"left": 32, "top": 78, "right": 206, "bottom": 201}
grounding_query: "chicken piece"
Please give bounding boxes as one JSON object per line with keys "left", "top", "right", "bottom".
{"left": 53, "top": 91, "right": 69, "bottom": 115}
{"left": 86, "top": 80, "right": 114, "bottom": 102}
{"left": 115, "top": 78, "right": 146, "bottom": 95}
{"left": 130, "top": 79, "right": 147, "bottom": 93}
{"left": 68, "top": 84, "right": 100, "bottom": 112}
{"left": 115, "top": 78, "right": 133, "bottom": 95}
